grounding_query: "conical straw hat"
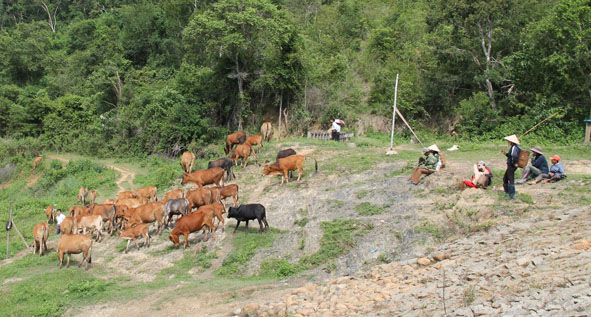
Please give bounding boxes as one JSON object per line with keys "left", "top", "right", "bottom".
{"left": 530, "top": 146, "right": 543, "bottom": 155}
{"left": 427, "top": 144, "right": 440, "bottom": 153}
{"left": 503, "top": 134, "right": 520, "bottom": 145}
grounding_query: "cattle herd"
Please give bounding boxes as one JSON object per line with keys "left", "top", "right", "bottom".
{"left": 32, "top": 121, "right": 316, "bottom": 269}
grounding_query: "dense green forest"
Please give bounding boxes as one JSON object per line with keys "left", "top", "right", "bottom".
{"left": 0, "top": 0, "right": 590, "bottom": 156}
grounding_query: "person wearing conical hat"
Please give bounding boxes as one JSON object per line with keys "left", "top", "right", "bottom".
{"left": 409, "top": 145, "right": 440, "bottom": 185}
{"left": 516, "top": 146, "right": 548, "bottom": 184}
{"left": 501, "top": 134, "right": 521, "bottom": 199}
{"left": 528, "top": 155, "right": 566, "bottom": 184}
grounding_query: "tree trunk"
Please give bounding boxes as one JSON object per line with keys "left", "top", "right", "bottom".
{"left": 479, "top": 22, "right": 497, "bottom": 110}
{"left": 235, "top": 54, "right": 244, "bottom": 130}
{"left": 277, "top": 91, "right": 283, "bottom": 140}
{"left": 40, "top": 1, "right": 58, "bottom": 33}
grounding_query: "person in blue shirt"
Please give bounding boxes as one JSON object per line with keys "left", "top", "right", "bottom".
{"left": 529, "top": 155, "right": 566, "bottom": 184}
{"left": 501, "top": 134, "right": 521, "bottom": 199}
{"left": 516, "top": 146, "right": 549, "bottom": 184}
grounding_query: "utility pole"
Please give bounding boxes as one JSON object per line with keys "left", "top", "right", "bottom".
{"left": 390, "top": 74, "right": 399, "bottom": 150}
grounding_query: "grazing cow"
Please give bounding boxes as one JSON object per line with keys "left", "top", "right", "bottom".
{"left": 169, "top": 210, "right": 215, "bottom": 249}
{"left": 119, "top": 223, "right": 150, "bottom": 253}
{"left": 60, "top": 217, "right": 76, "bottom": 234}
{"left": 127, "top": 201, "right": 166, "bottom": 235}
{"left": 263, "top": 154, "right": 317, "bottom": 185}
{"left": 114, "top": 204, "right": 132, "bottom": 229}
{"left": 165, "top": 198, "right": 191, "bottom": 228}
{"left": 231, "top": 143, "right": 256, "bottom": 168}
{"left": 228, "top": 204, "right": 269, "bottom": 233}
{"left": 165, "top": 189, "right": 184, "bottom": 202}
{"left": 89, "top": 204, "right": 117, "bottom": 234}
{"left": 245, "top": 134, "right": 263, "bottom": 153}
{"left": 78, "top": 187, "right": 88, "bottom": 205}
{"left": 181, "top": 167, "right": 225, "bottom": 188}
{"left": 88, "top": 190, "right": 97, "bottom": 204}
{"left": 117, "top": 190, "right": 137, "bottom": 201}
{"left": 45, "top": 206, "right": 56, "bottom": 224}
{"left": 33, "top": 155, "right": 42, "bottom": 169}
{"left": 276, "top": 148, "right": 297, "bottom": 161}
{"left": 219, "top": 184, "right": 239, "bottom": 207}
{"left": 261, "top": 122, "right": 273, "bottom": 142}
{"left": 136, "top": 185, "right": 157, "bottom": 202}
{"left": 181, "top": 152, "right": 196, "bottom": 173}
{"left": 116, "top": 198, "right": 145, "bottom": 209}
{"left": 77, "top": 215, "right": 103, "bottom": 242}
{"left": 32, "top": 222, "right": 49, "bottom": 256}
{"left": 224, "top": 131, "right": 247, "bottom": 154}
{"left": 186, "top": 188, "right": 214, "bottom": 210}
{"left": 57, "top": 234, "right": 93, "bottom": 269}
{"left": 208, "top": 158, "right": 236, "bottom": 181}
{"left": 196, "top": 203, "right": 226, "bottom": 232}
{"left": 70, "top": 206, "right": 91, "bottom": 218}
{"left": 104, "top": 199, "right": 116, "bottom": 204}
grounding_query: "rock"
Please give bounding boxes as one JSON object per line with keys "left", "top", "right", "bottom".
{"left": 572, "top": 239, "right": 591, "bottom": 250}
{"left": 233, "top": 308, "right": 242, "bottom": 315}
{"left": 432, "top": 252, "right": 450, "bottom": 262}
{"left": 417, "top": 258, "right": 432, "bottom": 266}
{"left": 304, "top": 283, "right": 317, "bottom": 292}
{"left": 516, "top": 257, "right": 530, "bottom": 267}
{"left": 243, "top": 303, "right": 259, "bottom": 314}
{"left": 531, "top": 257, "right": 544, "bottom": 266}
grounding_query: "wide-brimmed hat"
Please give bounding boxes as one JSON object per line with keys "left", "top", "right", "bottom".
{"left": 427, "top": 144, "right": 440, "bottom": 153}
{"left": 550, "top": 155, "right": 561, "bottom": 161}
{"left": 503, "top": 134, "right": 520, "bottom": 145}
{"left": 421, "top": 147, "right": 429, "bottom": 154}
{"left": 531, "top": 146, "right": 543, "bottom": 155}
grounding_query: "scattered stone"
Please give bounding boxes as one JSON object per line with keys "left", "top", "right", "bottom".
{"left": 516, "top": 257, "right": 530, "bottom": 267}
{"left": 417, "top": 257, "right": 432, "bottom": 266}
{"left": 243, "top": 303, "right": 259, "bottom": 314}
{"left": 432, "top": 252, "right": 450, "bottom": 262}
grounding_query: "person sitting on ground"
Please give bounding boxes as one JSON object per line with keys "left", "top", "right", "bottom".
{"left": 55, "top": 209, "right": 65, "bottom": 234}
{"left": 461, "top": 161, "right": 492, "bottom": 191}
{"left": 528, "top": 155, "right": 566, "bottom": 184}
{"left": 516, "top": 146, "right": 548, "bottom": 184}
{"left": 409, "top": 144, "right": 440, "bottom": 185}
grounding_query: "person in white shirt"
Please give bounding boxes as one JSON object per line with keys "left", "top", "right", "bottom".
{"left": 330, "top": 119, "right": 341, "bottom": 141}
{"left": 55, "top": 209, "right": 66, "bottom": 234}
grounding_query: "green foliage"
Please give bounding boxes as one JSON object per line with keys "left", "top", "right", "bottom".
{"left": 355, "top": 202, "right": 388, "bottom": 216}
{"left": 134, "top": 155, "right": 181, "bottom": 190}
{"left": 216, "top": 228, "right": 281, "bottom": 277}
{"left": 258, "top": 258, "right": 298, "bottom": 278}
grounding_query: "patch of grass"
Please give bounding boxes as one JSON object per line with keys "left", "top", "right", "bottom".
{"left": 294, "top": 218, "right": 309, "bottom": 227}
{"left": 298, "top": 236, "right": 306, "bottom": 250}
{"left": 517, "top": 193, "right": 534, "bottom": 204}
{"left": 472, "top": 220, "right": 496, "bottom": 232}
{"left": 148, "top": 245, "right": 179, "bottom": 256}
{"left": 356, "top": 189, "right": 368, "bottom": 199}
{"left": 415, "top": 222, "right": 446, "bottom": 241}
{"left": 297, "top": 208, "right": 309, "bottom": 216}
{"left": 326, "top": 199, "right": 344, "bottom": 208}
{"left": 157, "top": 247, "right": 217, "bottom": 281}
{"left": 258, "top": 258, "right": 298, "bottom": 278}
{"left": 355, "top": 202, "right": 388, "bottom": 216}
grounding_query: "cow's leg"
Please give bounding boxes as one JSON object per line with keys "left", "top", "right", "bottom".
{"left": 297, "top": 167, "right": 303, "bottom": 181}
{"left": 245, "top": 220, "right": 249, "bottom": 234}
{"left": 145, "top": 232, "right": 150, "bottom": 248}
{"left": 58, "top": 251, "right": 63, "bottom": 268}
{"left": 66, "top": 254, "right": 71, "bottom": 268}
{"left": 233, "top": 221, "right": 241, "bottom": 233}
{"left": 263, "top": 217, "right": 269, "bottom": 232}
{"left": 183, "top": 232, "right": 189, "bottom": 249}
{"left": 125, "top": 240, "right": 131, "bottom": 253}
{"left": 43, "top": 239, "right": 48, "bottom": 255}
{"left": 133, "top": 237, "right": 140, "bottom": 250}
{"left": 257, "top": 218, "right": 264, "bottom": 233}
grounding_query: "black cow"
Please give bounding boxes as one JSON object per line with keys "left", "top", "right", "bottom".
{"left": 276, "top": 148, "right": 297, "bottom": 161}
{"left": 165, "top": 198, "right": 190, "bottom": 228}
{"left": 208, "top": 158, "right": 236, "bottom": 181}
{"left": 228, "top": 204, "right": 269, "bottom": 233}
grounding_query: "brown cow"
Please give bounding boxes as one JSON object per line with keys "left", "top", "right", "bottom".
{"left": 89, "top": 204, "right": 116, "bottom": 234}
{"left": 88, "top": 190, "right": 97, "bottom": 204}
{"left": 77, "top": 215, "right": 103, "bottom": 242}
{"left": 33, "top": 155, "right": 43, "bottom": 169}
{"left": 60, "top": 216, "right": 77, "bottom": 234}
{"left": 263, "top": 154, "right": 317, "bottom": 185}
{"left": 245, "top": 134, "right": 263, "bottom": 153}
{"left": 220, "top": 184, "right": 239, "bottom": 207}
{"left": 78, "top": 187, "right": 88, "bottom": 205}
{"left": 45, "top": 206, "right": 56, "bottom": 224}
{"left": 126, "top": 201, "right": 166, "bottom": 235}
{"left": 196, "top": 203, "right": 226, "bottom": 232}
{"left": 104, "top": 199, "right": 116, "bottom": 204}
{"left": 224, "top": 131, "right": 247, "bottom": 154}
{"left": 116, "top": 198, "right": 145, "bottom": 209}
{"left": 117, "top": 190, "right": 137, "bottom": 201}
{"left": 136, "top": 185, "right": 157, "bottom": 203}
{"left": 114, "top": 204, "right": 132, "bottom": 229}
{"left": 181, "top": 152, "right": 196, "bottom": 173}
{"left": 70, "top": 206, "right": 91, "bottom": 218}
{"left": 231, "top": 143, "right": 256, "bottom": 168}
{"left": 32, "top": 222, "right": 49, "bottom": 256}
{"left": 119, "top": 223, "right": 150, "bottom": 253}
{"left": 181, "top": 167, "right": 224, "bottom": 188}
{"left": 186, "top": 188, "right": 214, "bottom": 210}
{"left": 169, "top": 210, "right": 216, "bottom": 249}
{"left": 261, "top": 122, "right": 273, "bottom": 142}
{"left": 165, "top": 189, "right": 184, "bottom": 202}
{"left": 57, "top": 234, "right": 93, "bottom": 269}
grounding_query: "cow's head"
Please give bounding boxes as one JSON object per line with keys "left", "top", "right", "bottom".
{"left": 228, "top": 207, "right": 237, "bottom": 219}
{"left": 169, "top": 234, "right": 180, "bottom": 247}
{"left": 181, "top": 173, "right": 188, "bottom": 185}
{"left": 262, "top": 164, "right": 272, "bottom": 176}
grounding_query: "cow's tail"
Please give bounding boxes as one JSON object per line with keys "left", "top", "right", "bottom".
{"left": 88, "top": 240, "right": 93, "bottom": 264}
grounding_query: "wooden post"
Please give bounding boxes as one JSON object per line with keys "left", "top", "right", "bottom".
{"left": 6, "top": 202, "right": 10, "bottom": 259}
{"left": 585, "top": 119, "right": 591, "bottom": 144}
{"left": 390, "top": 74, "right": 399, "bottom": 150}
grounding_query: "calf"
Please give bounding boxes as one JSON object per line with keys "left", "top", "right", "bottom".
{"left": 169, "top": 211, "right": 216, "bottom": 249}
{"left": 181, "top": 167, "right": 224, "bottom": 188}
{"left": 165, "top": 189, "right": 184, "bottom": 202}
{"left": 219, "top": 184, "right": 239, "bottom": 207}
{"left": 165, "top": 198, "right": 191, "bottom": 228}
{"left": 118, "top": 223, "right": 150, "bottom": 253}
{"left": 245, "top": 134, "right": 263, "bottom": 153}
{"left": 263, "top": 154, "right": 317, "bottom": 185}
{"left": 77, "top": 215, "right": 103, "bottom": 242}
{"left": 88, "top": 190, "right": 97, "bottom": 204}
{"left": 78, "top": 187, "right": 88, "bottom": 205}
{"left": 60, "top": 216, "right": 76, "bottom": 234}
{"left": 231, "top": 143, "right": 256, "bottom": 168}
{"left": 32, "top": 222, "right": 49, "bottom": 256}
{"left": 127, "top": 201, "right": 166, "bottom": 235}
{"left": 117, "top": 190, "right": 137, "bottom": 201}
{"left": 117, "top": 197, "right": 146, "bottom": 208}
{"left": 70, "top": 206, "right": 91, "bottom": 218}
{"left": 57, "top": 234, "right": 93, "bottom": 269}
{"left": 224, "top": 131, "right": 247, "bottom": 154}
{"left": 136, "top": 185, "right": 157, "bottom": 202}
{"left": 208, "top": 158, "right": 236, "bottom": 181}
{"left": 45, "top": 206, "right": 55, "bottom": 224}
{"left": 228, "top": 204, "right": 269, "bottom": 233}
{"left": 186, "top": 188, "right": 214, "bottom": 210}
{"left": 261, "top": 122, "right": 273, "bottom": 142}
{"left": 181, "top": 151, "right": 196, "bottom": 173}
{"left": 196, "top": 203, "right": 226, "bottom": 232}
{"left": 89, "top": 203, "right": 117, "bottom": 234}
{"left": 114, "top": 204, "right": 132, "bottom": 229}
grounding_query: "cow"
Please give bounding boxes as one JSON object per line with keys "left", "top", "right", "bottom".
{"left": 32, "top": 222, "right": 49, "bottom": 256}
{"left": 118, "top": 223, "right": 150, "bottom": 253}
{"left": 181, "top": 167, "right": 224, "bottom": 188}
{"left": 88, "top": 190, "right": 97, "bottom": 204}
{"left": 57, "top": 234, "right": 92, "bottom": 269}
{"left": 228, "top": 204, "right": 268, "bottom": 233}
{"left": 116, "top": 198, "right": 145, "bottom": 209}
{"left": 165, "top": 189, "right": 184, "bottom": 202}
{"left": 181, "top": 152, "right": 196, "bottom": 173}
{"left": 224, "top": 131, "right": 247, "bottom": 154}
{"left": 219, "top": 184, "right": 239, "bottom": 207}
{"left": 186, "top": 188, "right": 214, "bottom": 210}
{"left": 263, "top": 154, "right": 317, "bottom": 185}
{"left": 78, "top": 187, "right": 88, "bottom": 205}
{"left": 276, "top": 148, "right": 297, "bottom": 161}
{"left": 60, "top": 217, "right": 77, "bottom": 234}
{"left": 45, "top": 206, "right": 56, "bottom": 224}
{"left": 208, "top": 158, "right": 236, "bottom": 181}
{"left": 169, "top": 210, "right": 216, "bottom": 249}
{"left": 104, "top": 199, "right": 116, "bottom": 204}
{"left": 127, "top": 201, "right": 166, "bottom": 235}
{"left": 117, "top": 190, "right": 137, "bottom": 201}
{"left": 245, "top": 134, "right": 263, "bottom": 153}
{"left": 77, "top": 215, "right": 103, "bottom": 242}
{"left": 33, "top": 155, "right": 43, "bottom": 169}
{"left": 231, "top": 143, "right": 256, "bottom": 168}
{"left": 261, "top": 122, "right": 273, "bottom": 143}
{"left": 165, "top": 198, "right": 191, "bottom": 228}
{"left": 70, "top": 206, "right": 91, "bottom": 218}
{"left": 136, "top": 185, "right": 157, "bottom": 203}
{"left": 89, "top": 204, "right": 117, "bottom": 234}
{"left": 114, "top": 204, "right": 132, "bottom": 229}
{"left": 196, "top": 203, "right": 226, "bottom": 232}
